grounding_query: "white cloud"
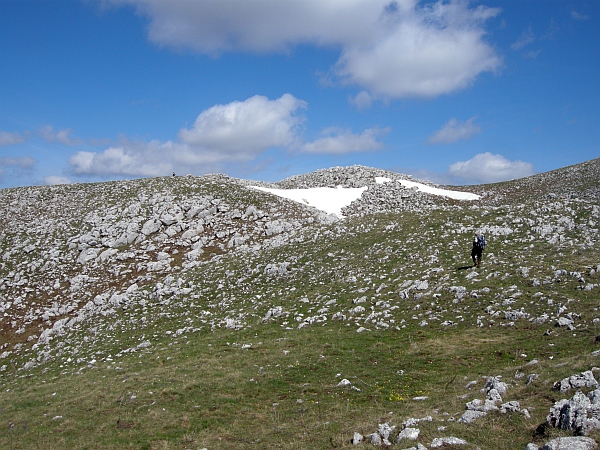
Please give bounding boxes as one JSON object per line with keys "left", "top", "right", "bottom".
{"left": 39, "top": 126, "right": 84, "bottom": 146}
{"left": 349, "top": 91, "right": 373, "bottom": 110}
{"left": 335, "top": 1, "right": 502, "bottom": 98}
{"left": 107, "top": 0, "right": 378, "bottom": 53}
{"left": 70, "top": 141, "right": 187, "bottom": 177}
{"left": 301, "top": 127, "right": 389, "bottom": 154}
{"left": 178, "top": 94, "right": 306, "bottom": 155}
{"left": 44, "top": 176, "right": 73, "bottom": 185}
{"left": 0, "top": 156, "right": 36, "bottom": 168}
{"left": 0, "top": 131, "right": 28, "bottom": 145}
{"left": 107, "top": 0, "right": 502, "bottom": 99}
{"left": 511, "top": 25, "right": 535, "bottom": 50}
{"left": 427, "top": 117, "right": 481, "bottom": 144}
{"left": 448, "top": 152, "right": 534, "bottom": 183}
{"left": 69, "top": 94, "right": 307, "bottom": 178}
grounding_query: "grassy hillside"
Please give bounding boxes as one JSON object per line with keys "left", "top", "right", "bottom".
{"left": 1, "top": 160, "right": 599, "bottom": 449}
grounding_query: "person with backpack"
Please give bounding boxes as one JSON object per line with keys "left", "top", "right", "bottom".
{"left": 471, "top": 233, "right": 486, "bottom": 267}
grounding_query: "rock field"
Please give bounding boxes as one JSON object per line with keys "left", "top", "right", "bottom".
{"left": 1, "top": 158, "right": 600, "bottom": 448}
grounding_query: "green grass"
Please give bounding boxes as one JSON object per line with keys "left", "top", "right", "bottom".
{"left": 3, "top": 318, "right": 600, "bottom": 449}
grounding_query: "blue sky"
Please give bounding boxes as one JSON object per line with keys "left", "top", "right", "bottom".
{"left": 0, "top": 0, "right": 598, "bottom": 188}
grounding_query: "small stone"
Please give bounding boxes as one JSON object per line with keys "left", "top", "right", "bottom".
{"left": 500, "top": 401, "right": 521, "bottom": 413}
{"left": 378, "top": 422, "right": 395, "bottom": 440}
{"left": 370, "top": 432, "right": 382, "bottom": 446}
{"left": 458, "top": 410, "right": 486, "bottom": 423}
{"left": 396, "top": 427, "right": 420, "bottom": 442}
{"left": 351, "top": 432, "right": 364, "bottom": 445}
{"left": 556, "top": 317, "right": 574, "bottom": 327}
{"left": 430, "top": 436, "right": 468, "bottom": 447}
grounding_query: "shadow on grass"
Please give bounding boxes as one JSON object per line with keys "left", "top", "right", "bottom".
{"left": 456, "top": 264, "right": 476, "bottom": 271}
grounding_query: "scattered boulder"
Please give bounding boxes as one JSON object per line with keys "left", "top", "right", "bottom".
{"left": 481, "top": 376, "right": 508, "bottom": 395}
{"left": 546, "top": 389, "right": 600, "bottom": 435}
{"left": 395, "top": 427, "right": 420, "bottom": 442}
{"left": 369, "top": 432, "right": 382, "bottom": 446}
{"left": 500, "top": 401, "right": 521, "bottom": 414}
{"left": 458, "top": 409, "right": 487, "bottom": 424}
{"left": 430, "top": 436, "right": 468, "bottom": 447}
{"left": 351, "top": 432, "right": 363, "bottom": 445}
{"left": 77, "top": 247, "right": 99, "bottom": 264}
{"left": 541, "top": 436, "right": 597, "bottom": 450}
{"left": 553, "top": 371, "right": 598, "bottom": 392}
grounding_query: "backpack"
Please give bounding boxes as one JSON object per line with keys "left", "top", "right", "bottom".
{"left": 476, "top": 235, "right": 486, "bottom": 250}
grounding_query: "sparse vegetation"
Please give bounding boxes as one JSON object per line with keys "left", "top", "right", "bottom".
{"left": 1, "top": 160, "right": 599, "bottom": 449}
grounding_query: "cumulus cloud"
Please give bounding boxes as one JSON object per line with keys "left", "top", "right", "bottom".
{"left": 178, "top": 94, "right": 306, "bottom": 155}
{"left": 69, "top": 94, "right": 307, "bottom": 178}
{"left": 0, "top": 131, "right": 29, "bottom": 146}
{"left": 301, "top": 127, "right": 389, "bottom": 154}
{"left": 335, "top": 1, "right": 502, "bottom": 98}
{"left": 427, "top": 117, "right": 481, "bottom": 144}
{"left": 44, "top": 176, "right": 73, "bottom": 185}
{"left": 448, "top": 152, "right": 534, "bottom": 183}
{"left": 70, "top": 141, "right": 191, "bottom": 177}
{"left": 39, "top": 126, "right": 84, "bottom": 146}
{"left": 107, "top": 0, "right": 502, "bottom": 99}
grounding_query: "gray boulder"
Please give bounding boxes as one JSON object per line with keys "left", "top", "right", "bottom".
{"left": 77, "top": 247, "right": 99, "bottom": 264}
{"left": 351, "top": 432, "right": 363, "bottom": 445}
{"left": 501, "top": 401, "right": 521, "bottom": 413}
{"left": 430, "top": 436, "right": 468, "bottom": 447}
{"left": 369, "top": 432, "right": 382, "bottom": 446}
{"left": 141, "top": 219, "right": 161, "bottom": 236}
{"left": 377, "top": 422, "right": 395, "bottom": 440}
{"left": 541, "top": 436, "right": 597, "bottom": 450}
{"left": 482, "top": 376, "right": 508, "bottom": 395}
{"left": 458, "top": 410, "right": 487, "bottom": 424}
{"left": 396, "top": 427, "right": 420, "bottom": 442}
{"left": 554, "top": 371, "right": 598, "bottom": 392}
{"left": 547, "top": 389, "right": 600, "bottom": 435}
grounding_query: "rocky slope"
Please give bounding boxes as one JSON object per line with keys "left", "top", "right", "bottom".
{"left": 1, "top": 158, "right": 599, "bottom": 449}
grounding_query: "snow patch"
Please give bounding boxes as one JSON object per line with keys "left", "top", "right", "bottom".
{"left": 252, "top": 177, "right": 479, "bottom": 217}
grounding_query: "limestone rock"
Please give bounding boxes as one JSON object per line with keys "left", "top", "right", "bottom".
{"left": 541, "top": 436, "right": 597, "bottom": 450}
{"left": 481, "top": 376, "right": 508, "bottom": 395}
{"left": 547, "top": 389, "right": 600, "bottom": 435}
{"left": 351, "top": 432, "right": 363, "bottom": 445}
{"left": 369, "top": 432, "right": 382, "bottom": 446}
{"left": 430, "top": 436, "right": 468, "bottom": 447}
{"left": 458, "top": 410, "right": 487, "bottom": 424}
{"left": 553, "top": 371, "right": 598, "bottom": 392}
{"left": 395, "top": 427, "right": 420, "bottom": 442}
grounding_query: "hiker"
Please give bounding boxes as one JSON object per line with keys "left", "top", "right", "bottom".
{"left": 471, "top": 233, "right": 486, "bottom": 267}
